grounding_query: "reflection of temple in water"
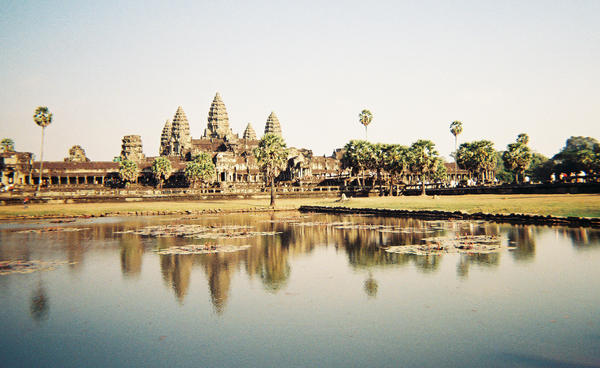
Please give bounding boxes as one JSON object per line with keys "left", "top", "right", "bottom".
{"left": 160, "top": 254, "right": 193, "bottom": 303}
{"left": 7, "top": 213, "right": 600, "bottom": 317}
{"left": 120, "top": 238, "right": 143, "bottom": 277}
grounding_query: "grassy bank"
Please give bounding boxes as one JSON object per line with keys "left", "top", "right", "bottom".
{"left": 334, "top": 194, "right": 600, "bottom": 218}
{"left": 0, "top": 194, "right": 599, "bottom": 219}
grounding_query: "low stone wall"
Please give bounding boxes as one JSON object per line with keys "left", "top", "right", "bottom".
{"left": 299, "top": 206, "right": 600, "bottom": 229}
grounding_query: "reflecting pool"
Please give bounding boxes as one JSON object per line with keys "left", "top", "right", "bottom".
{"left": 1, "top": 212, "right": 599, "bottom": 367}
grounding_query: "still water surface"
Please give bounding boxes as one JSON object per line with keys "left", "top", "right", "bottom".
{"left": 1, "top": 212, "right": 599, "bottom": 367}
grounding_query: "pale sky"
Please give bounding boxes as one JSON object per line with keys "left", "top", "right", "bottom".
{"left": 1, "top": 0, "right": 598, "bottom": 162}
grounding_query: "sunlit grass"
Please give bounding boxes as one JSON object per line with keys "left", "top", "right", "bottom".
{"left": 331, "top": 194, "right": 600, "bottom": 218}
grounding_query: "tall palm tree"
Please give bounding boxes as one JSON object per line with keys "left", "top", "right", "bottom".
{"left": 449, "top": 120, "right": 463, "bottom": 176}
{"left": 33, "top": 107, "right": 52, "bottom": 194}
{"left": 254, "top": 133, "right": 289, "bottom": 207}
{"left": 1, "top": 138, "right": 15, "bottom": 152}
{"left": 359, "top": 109, "right": 373, "bottom": 140}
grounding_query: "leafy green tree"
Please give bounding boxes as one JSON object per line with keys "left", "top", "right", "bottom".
{"left": 409, "top": 139, "right": 441, "bottom": 195}
{"left": 151, "top": 157, "right": 173, "bottom": 188}
{"left": 456, "top": 143, "right": 476, "bottom": 179}
{"left": 526, "top": 153, "right": 554, "bottom": 183}
{"left": 341, "top": 140, "right": 375, "bottom": 188}
{"left": 359, "top": 109, "right": 373, "bottom": 140}
{"left": 553, "top": 136, "right": 600, "bottom": 177}
{"left": 449, "top": 120, "right": 463, "bottom": 172}
{"left": 185, "top": 153, "right": 216, "bottom": 188}
{"left": 254, "top": 133, "right": 289, "bottom": 207}
{"left": 383, "top": 144, "right": 410, "bottom": 195}
{"left": 494, "top": 151, "right": 513, "bottom": 183}
{"left": 1, "top": 138, "right": 15, "bottom": 152}
{"left": 119, "top": 159, "right": 140, "bottom": 187}
{"left": 33, "top": 107, "right": 52, "bottom": 194}
{"left": 431, "top": 157, "right": 448, "bottom": 182}
{"left": 502, "top": 133, "right": 532, "bottom": 183}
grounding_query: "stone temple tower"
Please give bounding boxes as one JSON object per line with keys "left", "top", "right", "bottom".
{"left": 160, "top": 107, "right": 192, "bottom": 157}
{"left": 264, "top": 112, "right": 282, "bottom": 138}
{"left": 243, "top": 123, "right": 257, "bottom": 140}
{"left": 120, "top": 135, "right": 145, "bottom": 162}
{"left": 159, "top": 119, "right": 172, "bottom": 156}
{"left": 203, "top": 92, "right": 236, "bottom": 141}
{"left": 170, "top": 106, "right": 192, "bottom": 156}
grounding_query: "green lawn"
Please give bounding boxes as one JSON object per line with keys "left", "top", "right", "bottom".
{"left": 1, "top": 194, "right": 599, "bottom": 219}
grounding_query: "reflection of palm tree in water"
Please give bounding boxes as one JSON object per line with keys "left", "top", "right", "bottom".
{"left": 364, "top": 272, "right": 378, "bottom": 298}
{"left": 507, "top": 226, "right": 536, "bottom": 262}
{"left": 456, "top": 252, "right": 501, "bottom": 279}
{"left": 30, "top": 279, "right": 49, "bottom": 323}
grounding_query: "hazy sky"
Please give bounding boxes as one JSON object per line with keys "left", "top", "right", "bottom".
{"left": 1, "top": 0, "right": 598, "bottom": 162}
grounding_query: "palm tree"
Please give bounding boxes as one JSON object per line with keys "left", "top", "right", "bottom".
{"left": 0, "top": 138, "right": 15, "bottom": 152}
{"left": 33, "top": 107, "right": 52, "bottom": 194}
{"left": 341, "top": 140, "right": 374, "bottom": 189}
{"left": 409, "top": 139, "right": 440, "bottom": 195}
{"left": 359, "top": 109, "right": 373, "bottom": 140}
{"left": 151, "top": 157, "right": 173, "bottom": 189}
{"left": 450, "top": 120, "right": 463, "bottom": 175}
{"left": 383, "top": 144, "right": 410, "bottom": 195}
{"left": 254, "top": 133, "right": 289, "bottom": 207}
{"left": 502, "top": 133, "right": 532, "bottom": 183}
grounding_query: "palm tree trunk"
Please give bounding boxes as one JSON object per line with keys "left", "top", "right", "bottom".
{"left": 269, "top": 175, "right": 275, "bottom": 207}
{"left": 377, "top": 169, "right": 382, "bottom": 196}
{"left": 454, "top": 135, "right": 458, "bottom": 175}
{"left": 421, "top": 173, "right": 426, "bottom": 196}
{"left": 36, "top": 126, "right": 45, "bottom": 194}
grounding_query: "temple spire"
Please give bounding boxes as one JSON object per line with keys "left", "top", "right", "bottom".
{"left": 160, "top": 119, "right": 172, "bottom": 156}
{"left": 243, "top": 123, "right": 257, "bottom": 140}
{"left": 170, "top": 106, "right": 192, "bottom": 156}
{"left": 264, "top": 111, "right": 282, "bottom": 138}
{"left": 203, "top": 92, "right": 236, "bottom": 140}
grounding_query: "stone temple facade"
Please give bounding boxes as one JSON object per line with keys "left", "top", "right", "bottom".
{"left": 152, "top": 92, "right": 341, "bottom": 184}
{"left": 6, "top": 92, "right": 349, "bottom": 189}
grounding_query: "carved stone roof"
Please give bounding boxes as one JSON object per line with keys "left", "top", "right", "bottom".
{"left": 264, "top": 111, "right": 282, "bottom": 137}
{"left": 243, "top": 123, "right": 257, "bottom": 140}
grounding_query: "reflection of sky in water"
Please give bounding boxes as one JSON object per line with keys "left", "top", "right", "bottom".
{"left": 0, "top": 213, "right": 599, "bottom": 367}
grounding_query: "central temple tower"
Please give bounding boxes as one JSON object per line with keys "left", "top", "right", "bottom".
{"left": 202, "top": 92, "right": 237, "bottom": 141}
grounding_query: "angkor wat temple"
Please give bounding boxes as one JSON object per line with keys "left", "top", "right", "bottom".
{"left": 0, "top": 93, "right": 342, "bottom": 189}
